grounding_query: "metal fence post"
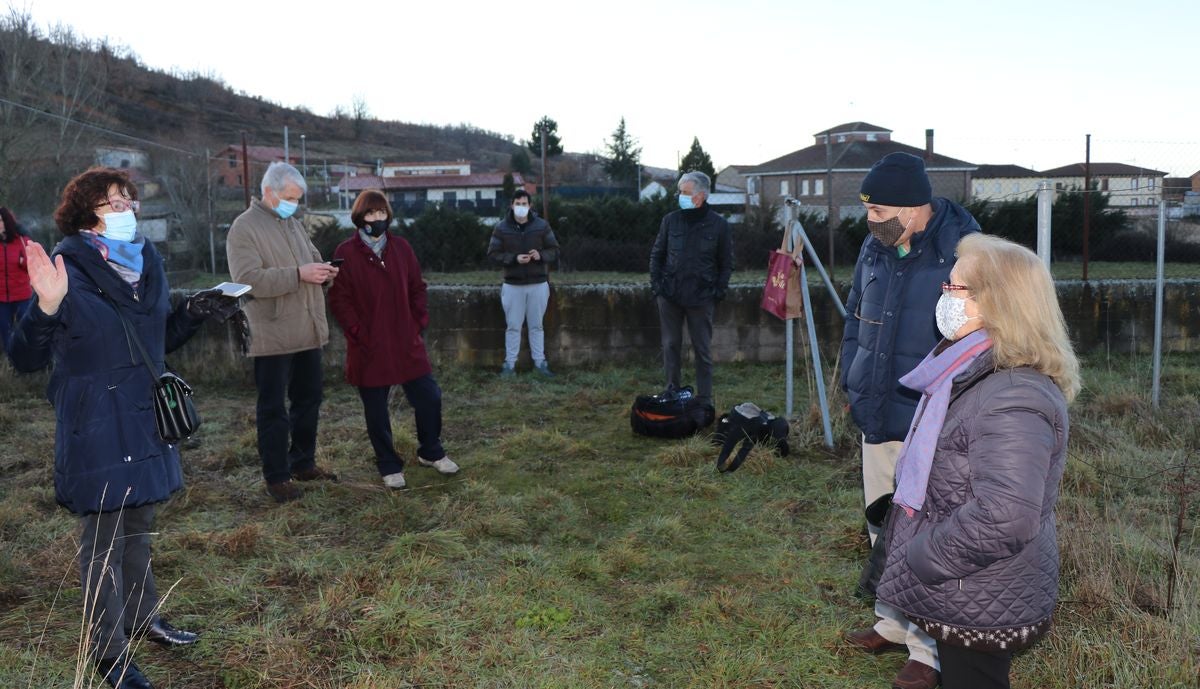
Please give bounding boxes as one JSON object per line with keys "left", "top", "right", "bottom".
{"left": 1152, "top": 200, "right": 1166, "bottom": 409}
{"left": 1037, "top": 180, "right": 1052, "bottom": 270}
{"left": 784, "top": 203, "right": 796, "bottom": 419}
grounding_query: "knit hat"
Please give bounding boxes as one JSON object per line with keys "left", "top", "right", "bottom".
{"left": 859, "top": 152, "right": 932, "bottom": 207}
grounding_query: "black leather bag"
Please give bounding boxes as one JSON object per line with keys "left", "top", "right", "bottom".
{"left": 150, "top": 371, "right": 200, "bottom": 443}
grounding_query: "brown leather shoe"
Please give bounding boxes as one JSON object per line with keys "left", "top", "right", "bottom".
{"left": 892, "top": 659, "right": 939, "bottom": 689}
{"left": 843, "top": 628, "right": 905, "bottom": 654}
{"left": 266, "top": 480, "right": 303, "bottom": 503}
{"left": 292, "top": 465, "right": 338, "bottom": 482}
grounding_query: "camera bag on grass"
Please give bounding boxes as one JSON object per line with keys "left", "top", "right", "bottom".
{"left": 630, "top": 386, "right": 714, "bottom": 439}
{"left": 712, "top": 402, "right": 790, "bottom": 472}
{"left": 107, "top": 294, "right": 202, "bottom": 444}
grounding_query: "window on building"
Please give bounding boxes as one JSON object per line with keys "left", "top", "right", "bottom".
{"left": 801, "top": 180, "right": 809, "bottom": 196}
{"left": 837, "top": 135, "right": 846, "bottom": 143}
{"left": 994, "top": 181, "right": 1002, "bottom": 193}
{"left": 1101, "top": 178, "right": 1109, "bottom": 191}
{"left": 815, "top": 179, "right": 824, "bottom": 195}
{"left": 237, "top": 175, "right": 242, "bottom": 185}
{"left": 866, "top": 133, "right": 876, "bottom": 141}
{"left": 229, "top": 158, "right": 237, "bottom": 168}
{"left": 747, "top": 177, "right": 756, "bottom": 194}
{"left": 780, "top": 180, "right": 789, "bottom": 196}
{"left": 443, "top": 191, "right": 456, "bottom": 203}
{"left": 1055, "top": 182, "right": 1063, "bottom": 191}
{"left": 1132, "top": 198, "right": 1139, "bottom": 206}
{"left": 1132, "top": 178, "right": 1139, "bottom": 190}
{"left": 1148, "top": 178, "right": 1155, "bottom": 190}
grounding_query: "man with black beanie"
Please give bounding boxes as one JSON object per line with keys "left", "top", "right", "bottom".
{"left": 840, "top": 152, "right": 980, "bottom": 689}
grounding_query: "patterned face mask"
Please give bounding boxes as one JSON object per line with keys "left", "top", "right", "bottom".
{"left": 867, "top": 208, "right": 911, "bottom": 247}
{"left": 935, "top": 293, "right": 978, "bottom": 340}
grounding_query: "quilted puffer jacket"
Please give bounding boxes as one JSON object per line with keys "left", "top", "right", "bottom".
{"left": 875, "top": 351, "right": 1069, "bottom": 651}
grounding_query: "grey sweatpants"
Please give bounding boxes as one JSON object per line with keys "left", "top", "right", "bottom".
{"left": 79, "top": 504, "right": 160, "bottom": 661}
{"left": 501, "top": 282, "right": 550, "bottom": 365}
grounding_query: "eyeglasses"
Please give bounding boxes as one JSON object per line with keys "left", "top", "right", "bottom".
{"left": 941, "top": 282, "right": 971, "bottom": 295}
{"left": 95, "top": 196, "right": 140, "bottom": 213}
{"left": 854, "top": 275, "right": 882, "bottom": 325}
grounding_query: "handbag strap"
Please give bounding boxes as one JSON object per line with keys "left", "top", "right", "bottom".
{"left": 777, "top": 228, "right": 802, "bottom": 260}
{"left": 98, "top": 288, "right": 162, "bottom": 382}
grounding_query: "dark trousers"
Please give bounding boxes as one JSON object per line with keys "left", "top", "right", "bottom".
{"left": 936, "top": 640, "right": 1013, "bottom": 689}
{"left": 656, "top": 296, "right": 715, "bottom": 405}
{"left": 79, "top": 504, "right": 159, "bottom": 661}
{"left": 254, "top": 348, "right": 323, "bottom": 484}
{"left": 357, "top": 374, "right": 445, "bottom": 475}
{"left": 0, "top": 298, "right": 31, "bottom": 353}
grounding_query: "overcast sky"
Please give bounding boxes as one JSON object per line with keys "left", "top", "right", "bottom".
{"left": 23, "top": 0, "right": 1200, "bottom": 176}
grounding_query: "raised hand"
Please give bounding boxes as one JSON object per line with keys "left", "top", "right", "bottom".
{"left": 25, "top": 242, "right": 68, "bottom": 315}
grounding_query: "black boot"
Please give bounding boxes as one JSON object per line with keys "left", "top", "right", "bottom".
{"left": 95, "top": 653, "right": 154, "bottom": 689}
{"left": 135, "top": 618, "right": 200, "bottom": 647}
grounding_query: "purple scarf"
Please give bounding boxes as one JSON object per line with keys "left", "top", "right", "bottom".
{"left": 892, "top": 329, "right": 993, "bottom": 514}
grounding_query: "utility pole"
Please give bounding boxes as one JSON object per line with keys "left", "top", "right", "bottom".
{"left": 300, "top": 133, "right": 307, "bottom": 205}
{"left": 825, "top": 131, "right": 835, "bottom": 273}
{"left": 540, "top": 123, "right": 549, "bottom": 220}
{"left": 240, "top": 132, "right": 251, "bottom": 209}
{"left": 205, "top": 147, "right": 215, "bottom": 274}
{"left": 1082, "top": 133, "right": 1092, "bottom": 282}
{"left": 283, "top": 125, "right": 289, "bottom": 163}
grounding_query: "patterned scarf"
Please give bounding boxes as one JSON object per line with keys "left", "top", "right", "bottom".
{"left": 81, "top": 231, "right": 144, "bottom": 284}
{"left": 892, "top": 329, "right": 993, "bottom": 514}
{"left": 359, "top": 229, "right": 387, "bottom": 259}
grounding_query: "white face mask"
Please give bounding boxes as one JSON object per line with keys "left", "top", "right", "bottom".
{"left": 513, "top": 205, "right": 530, "bottom": 220}
{"left": 935, "top": 293, "right": 978, "bottom": 340}
{"left": 100, "top": 209, "right": 138, "bottom": 242}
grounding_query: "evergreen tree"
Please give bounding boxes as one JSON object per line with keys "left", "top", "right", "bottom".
{"left": 502, "top": 173, "right": 517, "bottom": 204}
{"left": 678, "top": 137, "right": 716, "bottom": 182}
{"left": 528, "top": 116, "right": 564, "bottom": 157}
{"left": 509, "top": 149, "right": 532, "bottom": 175}
{"left": 603, "top": 117, "right": 642, "bottom": 188}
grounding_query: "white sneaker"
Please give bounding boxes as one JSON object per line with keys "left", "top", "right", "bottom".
{"left": 382, "top": 472, "right": 407, "bottom": 489}
{"left": 418, "top": 456, "right": 460, "bottom": 475}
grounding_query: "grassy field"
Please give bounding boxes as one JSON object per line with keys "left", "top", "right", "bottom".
{"left": 0, "top": 352, "right": 1198, "bottom": 688}
{"left": 179, "top": 261, "right": 1200, "bottom": 291}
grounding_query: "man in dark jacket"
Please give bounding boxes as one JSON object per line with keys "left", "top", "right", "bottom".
{"left": 487, "top": 190, "right": 560, "bottom": 377}
{"left": 649, "top": 171, "right": 733, "bottom": 408}
{"left": 840, "top": 152, "right": 980, "bottom": 689}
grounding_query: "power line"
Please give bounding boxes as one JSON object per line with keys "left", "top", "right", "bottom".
{"left": 0, "top": 95, "right": 200, "bottom": 157}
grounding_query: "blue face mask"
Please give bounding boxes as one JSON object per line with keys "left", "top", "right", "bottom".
{"left": 678, "top": 193, "right": 695, "bottom": 210}
{"left": 275, "top": 199, "right": 299, "bottom": 219}
{"left": 101, "top": 209, "right": 138, "bottom": 242}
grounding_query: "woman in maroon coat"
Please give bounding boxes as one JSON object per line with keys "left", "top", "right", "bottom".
{"left": 329, "top": 191, "right": 459, "bottom": 489}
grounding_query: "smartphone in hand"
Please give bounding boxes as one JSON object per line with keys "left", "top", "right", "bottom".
{"left": 212, "top": 281, "right": 252, "bottom": 298}
{"left": 328, "top": 258, "right": 345, "bottom": 268}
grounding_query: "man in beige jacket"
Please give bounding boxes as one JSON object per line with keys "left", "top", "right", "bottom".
{"left": 227, "top": 162, "right": 339, "bottom": 503}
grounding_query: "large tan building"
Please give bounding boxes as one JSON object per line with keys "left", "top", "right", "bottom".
{"left": 744, "top": 122, "right": 976, "bottom": 220}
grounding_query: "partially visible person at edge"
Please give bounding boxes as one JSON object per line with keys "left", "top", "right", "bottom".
{"left": 487, "top": 189, "right": 559, "bottom": 377}
{"left": 7, "top": 168, "right": 234, "bottom": 689}
{"left": 840, "top": 152, "right": 980, "bottom": 689}
{"left": 226, "top": 162, "right": 339, "bottom": 504}
{"left": 328, "top": 190, "right": 459, "bottom": 490}
{"left": 874, "top": 233, "right": 1079, "bottom": 689}
{"left": 0, "top": 206, "right": 34, "bottom": 353}
{"left": 648, "top": 170, "right": 733, "bottom": 411}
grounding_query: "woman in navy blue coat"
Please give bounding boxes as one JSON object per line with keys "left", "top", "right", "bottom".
{"left": 9, "top": 168, "right": 218, "bottom": 689}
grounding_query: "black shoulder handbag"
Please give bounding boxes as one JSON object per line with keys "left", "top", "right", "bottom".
{"left": 106, "top": 294, "right": 201, "bottom": 443}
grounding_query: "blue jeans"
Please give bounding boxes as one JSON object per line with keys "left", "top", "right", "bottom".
{"left": 0, "top": 298, "right": 31, "bottom": 353}
{"left": 357, "top": 374, "right": 445, "bottom": 476}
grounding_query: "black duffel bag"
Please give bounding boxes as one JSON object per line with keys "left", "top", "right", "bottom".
{"left": 630, "top": 386, "right": 715, "bottom": 439}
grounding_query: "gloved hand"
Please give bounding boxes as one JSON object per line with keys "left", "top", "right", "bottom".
{"left": 186, "top": 289, "right": 243, "bottom": 322}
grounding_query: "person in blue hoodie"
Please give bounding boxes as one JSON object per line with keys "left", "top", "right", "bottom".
{"left": 9, "top": 168, "right": 234, "bottom": 689}
{"left": 839, "top": 153, "right": 980, "bottom": 689}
